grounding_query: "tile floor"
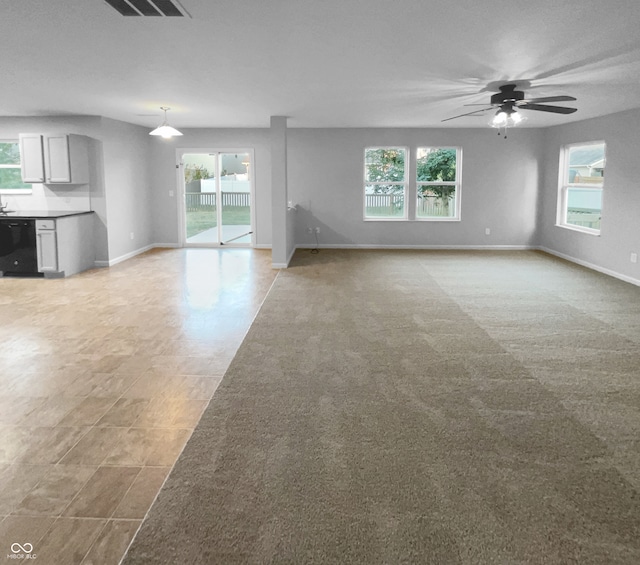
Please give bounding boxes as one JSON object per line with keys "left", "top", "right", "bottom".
{"left": 0, "top": 247, "right": 277, "bottom": 565}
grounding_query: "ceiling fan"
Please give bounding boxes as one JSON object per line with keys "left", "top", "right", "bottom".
{"left": 442, "top": 84, "right": 577, "bottom": 128}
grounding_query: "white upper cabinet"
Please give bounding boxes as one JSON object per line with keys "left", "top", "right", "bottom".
{"left": 19, "top": 134, "right": 89, "bottom": 184}
{"left": 44, "top": 135, "right": 73, "bottom": 183}
{"left": 19, "top": 134, "right": 46, "bottom": 183}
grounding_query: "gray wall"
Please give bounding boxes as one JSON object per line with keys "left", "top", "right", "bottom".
{"left": 538, "top": 108, "right": 640, "bottom": 283}
{"left": 98, "top": 118, "right": 152, "bottom": 263}
{"left": 287, "top": 128, "right": 544, "bottom": 248}
{"left": 3, "top": 110, "right": 639, "bottom": 282}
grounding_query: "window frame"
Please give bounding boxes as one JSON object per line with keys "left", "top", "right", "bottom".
{"left": 363, "top": 145, "right": 462, "bottom": 222}
{"left": 415, "top": 146, "right": 462, "bottom": 222}
{"left": 0, "top": 139, "right": 32, "bottom": 194}
{"left": 363, "top": 146, "right": 409, "bottom": 221}
{"left": 556, "top": 140, "right": 605, "bottom": 236}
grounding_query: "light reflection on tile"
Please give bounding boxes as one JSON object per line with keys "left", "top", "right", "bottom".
{"left": 0, "top": 248, "right": 277, "bottom": 564}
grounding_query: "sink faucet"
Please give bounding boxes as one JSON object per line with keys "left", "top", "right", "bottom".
{"left": 0, "top": 194, "right": 6, "bottom": 212}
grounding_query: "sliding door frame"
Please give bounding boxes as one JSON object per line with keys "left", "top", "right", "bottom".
{"left": 176, "top": 148, "right": 256, "bottom": 248}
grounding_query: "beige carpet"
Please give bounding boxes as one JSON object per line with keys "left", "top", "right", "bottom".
{"left": 123, "top": 250, "right": 640, "bottom": 564}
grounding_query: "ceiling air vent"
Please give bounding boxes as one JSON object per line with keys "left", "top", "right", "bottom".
{"left": 104, "top": 0, "right": 189, "bottom": 17}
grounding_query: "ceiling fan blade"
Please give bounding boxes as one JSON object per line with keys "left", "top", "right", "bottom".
{"left": 519, "top": 103, "right": 577, "bottom": 114}
{"left": 463, "top": 103, "right": 499, "bottom": 107}
{"left": 441, "top": 107, "right": 494, "bottom": 122}
{"left": 521, "top": 95, "right": 577, "bottom": 104}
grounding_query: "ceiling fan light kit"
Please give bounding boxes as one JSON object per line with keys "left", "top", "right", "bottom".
{"left": 490, "top": 108, "right": 526, "bottom": 138}
{"left": 443, "top": 83, "right": 577, "bottom": 138}
{"left": 149, "top": 106, "right": 183, "bottom": 138}
{"left": 491, "top": 108, "right": 525, "bottom": 127}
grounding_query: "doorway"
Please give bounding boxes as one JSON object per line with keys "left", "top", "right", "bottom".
{"left": 179, "top": 150, "right": 254, "bottom": 246}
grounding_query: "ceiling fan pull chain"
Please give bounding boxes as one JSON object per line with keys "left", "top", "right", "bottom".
{"left": 496, "top": 125, "right": 508, "bottom": 139}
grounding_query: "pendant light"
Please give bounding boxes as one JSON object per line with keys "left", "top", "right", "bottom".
{"left": 149, "top": 107, "right": 183, "bottom": 138}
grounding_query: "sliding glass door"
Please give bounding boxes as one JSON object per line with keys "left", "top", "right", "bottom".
{"left": 180, "top": 150, "right": 253, "bottom": 246}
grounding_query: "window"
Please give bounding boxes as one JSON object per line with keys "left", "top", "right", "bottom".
{"left": 364, "top": 146, "right": 462, "bottom": 221}
{"left": 416, "top": 147, "right": 461, "bottom": 220}
{"left": 0, "top": 141, "right": 31, "bottom": 191}
{"left": 557, "top": 141, "right": 605, "bottom": 234}
{"left": 364, "top": 147, "right": 407, "bottom": 219}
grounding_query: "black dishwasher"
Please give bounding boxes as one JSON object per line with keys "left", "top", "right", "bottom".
{"left": 0, "top": 219, "right": 41, "bottom": 276}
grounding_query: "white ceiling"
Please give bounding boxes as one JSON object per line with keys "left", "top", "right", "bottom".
{"left": 3, "top": 0, "right": 640, "bottom": 129}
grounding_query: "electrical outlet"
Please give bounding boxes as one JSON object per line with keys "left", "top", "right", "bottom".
{"left": 130, "top": 232, "right": 134, "bottom": 240}
{"left": 314, "top": 227, "right": 320, "bottom": 234}
{"left": 169, "top": 190, "right": 174, "bottom": 197}
{"left": 631, "top": 253, "right": 638, "bottom": 264}
{"left": 485, "top": 228, "right": 491, "bottom": 235}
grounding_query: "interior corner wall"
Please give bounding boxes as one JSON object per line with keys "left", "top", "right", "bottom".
{"left": 286, "top": 128, "right": 543, "bottom": 249}
{"left": 538, "top": 108, "right": 640, "bottom": 283}
{"left": 148, "top": 128, "right": 272, "bottom": 248}
{"left": 98, "top": 118, "right": 153, "bottom": 263}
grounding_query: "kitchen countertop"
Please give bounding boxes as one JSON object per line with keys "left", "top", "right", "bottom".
{"left": 0, "top": 210, "right": 94, "bottom": 219}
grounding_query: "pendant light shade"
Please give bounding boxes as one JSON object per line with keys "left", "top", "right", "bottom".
{"left": 149, "top": 107, "right": 183, "bottom": 138}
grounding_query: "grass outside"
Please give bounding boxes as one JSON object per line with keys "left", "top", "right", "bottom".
{"left": 186, "top": 206, "right": 251, "bottom": 238}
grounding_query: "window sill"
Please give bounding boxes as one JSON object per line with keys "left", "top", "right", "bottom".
{"left": 555, "top": 223, "right": 601, "bottom": 236}
{"left": 363, "top": 217, "right": 461, "bottom": 222}
{"left": 364, "top": 217, "right": 408, "bottom": 222}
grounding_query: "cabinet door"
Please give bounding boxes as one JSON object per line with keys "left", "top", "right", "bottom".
{"left": 19, "top": 134, "right": 45, "bottom": 183}
{"left": 44, "top": 135, "right": 71, "bottom": 183}
{"left": 37, "top": 230, "right": 58, "bottom": 272}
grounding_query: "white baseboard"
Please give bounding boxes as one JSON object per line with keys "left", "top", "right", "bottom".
{"left": 296, "top": 244, "right": 533, "bottom": 251}
{"left": 90, "top": 243, "right": 640, "bottom": 287}
{"left": 153, "top": 243, "right": 181, "bottom": 249}
{"left": 95, "top": 244, "right": 157, "bottom": 268}
{"left": 96, "top": 242, "right": 270, "bottom": 268}
{"left": 293, "top": 243, "right": 640, "bottom": 286}
{"left": 285, "top": 244, "right": 297, "bottom": 265}
{"left": 537, "top": 247, "right": 640, "bottom": 287}
{"left": 271, "top": 244, "right": 297, "bottom": 269}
